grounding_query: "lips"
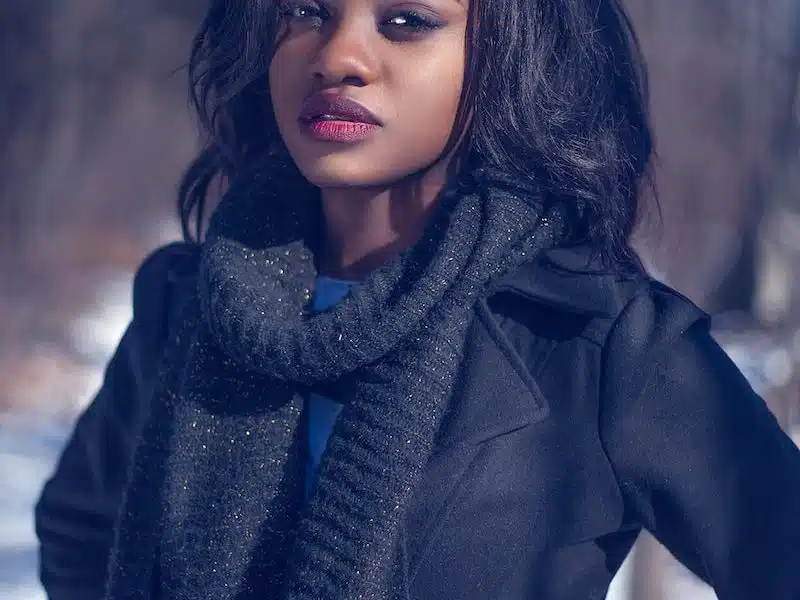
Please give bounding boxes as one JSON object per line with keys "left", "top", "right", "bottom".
{"left": 298, "top": 93, "right": 381, "bottom": 125}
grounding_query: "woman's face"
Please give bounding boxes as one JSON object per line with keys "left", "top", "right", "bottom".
{"left": 269, "top": 0, "right": 469, "bottom": 188}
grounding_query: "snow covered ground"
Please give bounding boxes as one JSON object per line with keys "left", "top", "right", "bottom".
{"left": 0, "top": 271, "right": 133, "bottom": 600}
{"left": 0, "top": 415, "right": 69, "bottom": 600}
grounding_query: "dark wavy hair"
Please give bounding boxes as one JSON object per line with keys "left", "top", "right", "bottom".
{"left": 177, "top": 0, "right": 655, "bottom": 268}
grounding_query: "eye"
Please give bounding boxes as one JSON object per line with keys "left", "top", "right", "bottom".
{"left": 381, "top": 10, "right": 444, "bottom": 38}
{"left": 279, "top": 2, "right": 327, "bottom": 27}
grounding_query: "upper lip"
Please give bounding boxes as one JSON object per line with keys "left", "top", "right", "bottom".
{"left": 298, "top": 93, "right": 381, "bottom": 125}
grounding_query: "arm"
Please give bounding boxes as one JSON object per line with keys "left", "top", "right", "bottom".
{"left": 600, "top": 287, "right": 800, "bottom": 600}
{"left": 34, "top": 243, "right": 196, "bottom": 600}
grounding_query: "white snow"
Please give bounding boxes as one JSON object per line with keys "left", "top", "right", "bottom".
{"left": 0, "top": 415, "right": 69, "bottom": 600}
{"left": 0, "top": 271, "right": 132, "bottom": 599}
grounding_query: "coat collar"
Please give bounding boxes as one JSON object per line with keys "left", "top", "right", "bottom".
{"left": 432, "top": 245, "right": 644, "bottom": 448}
{"left": 487, "top": 245, "right": 641, "bottom": 318}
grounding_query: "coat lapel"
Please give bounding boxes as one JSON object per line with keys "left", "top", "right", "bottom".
{"left": 402, "top": 246, "right": 635, "bottom": 584}
{"left": 403, "top": 286, "right": 559, "bottom": 583}
{"left": 434, "top": 244, "right": 629, "bottom": 449}
{"left": 433, "top": 299, "right": 550, "bottom": 449}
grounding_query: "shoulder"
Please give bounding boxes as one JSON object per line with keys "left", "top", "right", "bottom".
{"left": 495, "top": 246, "right": 785, "bottom": 461}
{"left": 486, "top": 243, "right": 725, "bottom": 425}
{"left": 489, "top": 243, "right": 709, "bottom": 351}
{"left": 133, "top": 241, "right": 200, "bottom": 294}
{"left": 129, "top": 241, "right": 201, "bottom": 353}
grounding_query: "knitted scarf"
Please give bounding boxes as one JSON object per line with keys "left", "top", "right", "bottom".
{"left": 104, "top": 155, "right": 567, "bottom": 600}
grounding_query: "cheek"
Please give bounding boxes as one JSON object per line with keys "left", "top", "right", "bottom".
{"left": 268, "top": 55, "right": 289, "bottom": 117}
{"left": 269, "top": 45, "right": 305, "bottom": 124}
{"left": 269, "top": 57, "right": 304, "bottom": 153}
{"left": 392, "top": 47, "right": 465, "bottom": 149}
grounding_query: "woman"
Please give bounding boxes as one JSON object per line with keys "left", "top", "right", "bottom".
{"left": 35, "top": 0, "right": 800, "bottom": 599}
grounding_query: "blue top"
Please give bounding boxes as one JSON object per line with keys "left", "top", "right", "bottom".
{"left": 305, "top": 275, "right": 359, "bottom": 501}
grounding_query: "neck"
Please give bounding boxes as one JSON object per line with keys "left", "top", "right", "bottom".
{"left": 317, "top": 162, "right": 452, "bottom": 281}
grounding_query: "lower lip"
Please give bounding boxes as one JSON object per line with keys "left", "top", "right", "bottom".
{"left": 299, "top": 119, "right": 379, "bottom": 142}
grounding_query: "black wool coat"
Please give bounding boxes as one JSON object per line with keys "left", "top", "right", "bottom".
{"left": 35, "top": 242, "right": 800, "bottom": 600}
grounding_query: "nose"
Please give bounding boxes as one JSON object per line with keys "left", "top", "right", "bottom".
{"left": 310, "top": 17, "right": 380, "bottom": 87}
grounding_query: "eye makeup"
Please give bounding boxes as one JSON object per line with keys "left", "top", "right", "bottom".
{"left": 277, "top": 0, "right": 447, "bottom": 41}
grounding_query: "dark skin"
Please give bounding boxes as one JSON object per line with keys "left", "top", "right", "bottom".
{"left": 269, "top": 0, "right": 470, "bottom": 280}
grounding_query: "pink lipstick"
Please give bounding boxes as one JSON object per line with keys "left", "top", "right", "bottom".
{"left": 302, "top": 119, "right": 378, "bottom": 142}
{"left": 298, "top": 93, "right": 381, "bottom": 143}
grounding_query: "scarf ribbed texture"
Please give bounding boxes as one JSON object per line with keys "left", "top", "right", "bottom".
{"left": 104, "top": 155, "right": 567, "bottom": 600}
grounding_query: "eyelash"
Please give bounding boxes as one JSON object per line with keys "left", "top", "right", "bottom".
{"left": 278, "top": 3, "right": 444, "bottom": 36}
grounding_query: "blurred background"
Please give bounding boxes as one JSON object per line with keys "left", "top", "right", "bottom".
{"left": 0, "top": 1, "right": 798, "bottom": 599}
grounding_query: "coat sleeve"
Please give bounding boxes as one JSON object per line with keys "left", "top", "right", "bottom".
{"left": 34, "top": 242, "right": 197, "bottom": 600}
{"left": 599, "top": 284, "right": 800, "bottom": 600}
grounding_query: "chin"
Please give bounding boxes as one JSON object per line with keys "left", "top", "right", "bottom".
{"left": 292, "top": 152, "right": 403, "bottom": 190}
